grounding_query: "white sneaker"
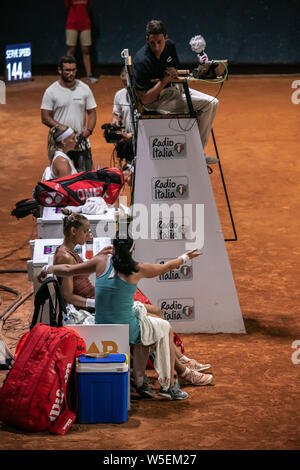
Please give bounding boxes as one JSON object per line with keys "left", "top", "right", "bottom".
{"left": 179, "top": 369, "right": 213, "bottom": 386}
{"left": 179, "top": 358, "right": 211, "bottom": 372}
{"left": 205, "top": 154, "right": 218, "bottom": 164}
{"left": 87, "top": 76, "right": 98, "bottom": 84}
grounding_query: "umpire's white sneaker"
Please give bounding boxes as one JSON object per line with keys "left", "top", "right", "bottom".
{"left": 205, "top": 154, "right": 218, "bottom": 164}
{"left": 204, "top": 153, "right": 219, "bottom": 165}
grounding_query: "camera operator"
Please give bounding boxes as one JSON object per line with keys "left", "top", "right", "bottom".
{"left": 102, "top": 123, "right": 134, "bottom": 166}
{"left": 108, "top": 67, "right": 135, "bottom": 164}
{"left": 112, "top": 67, "right": 134, "bottom": 137}
{"left": 133, "top": 20, "right": 219, "bottom": 164}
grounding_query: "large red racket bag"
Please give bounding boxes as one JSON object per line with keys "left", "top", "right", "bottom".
{"left": 0, "top": 324, "right": 85, "bottom": 434}
{"left": 34, "top": 168, "right": 124, "bottom": 207}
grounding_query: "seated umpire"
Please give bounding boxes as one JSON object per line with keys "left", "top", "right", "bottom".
{"left": 132, "top": 19, "right": 219, "bottom": 164}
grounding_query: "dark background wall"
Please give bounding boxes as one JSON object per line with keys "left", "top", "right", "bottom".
{"left": 0, "top": 0, "right": 299, "bottom": 69}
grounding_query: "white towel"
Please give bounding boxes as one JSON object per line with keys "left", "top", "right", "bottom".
{"left": 80, "top": 197, "right": 108, "bottom": 215}
{"left": 134, "top": 301, "right": 171, "bottom": 390}
{"left": 63, "top": 304, "right": 95, "bottom": 325}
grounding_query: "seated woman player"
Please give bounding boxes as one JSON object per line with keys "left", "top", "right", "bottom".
{"left": 53, "top": 209, "right": 211, "bottom": 379}
{"left": 39, "top": 221, "right": 213, "bottom": 400}
{"left": 42, "top": 125, "right": 79, "bottom": 180}
{"left": 52, "top": 208, "right": 158, "bottom": 312}
{"left": 52, "top": 209, "right": 96, "bottom": 310}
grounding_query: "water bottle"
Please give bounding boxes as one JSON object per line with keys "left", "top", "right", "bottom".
{"left": 85, "top": 232, "right": 94, "bottom": 259}
{"left": 63, "top": 315, "right": 71, "bottom": 325}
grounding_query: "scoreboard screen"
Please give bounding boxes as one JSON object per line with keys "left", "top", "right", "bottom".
{"left": 5, "top": 43, "right": 32, "bottom": 83}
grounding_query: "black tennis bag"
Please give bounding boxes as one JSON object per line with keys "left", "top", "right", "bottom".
{"left": 30, "top": 277, "right": 67, "bottom": 329}
{"left": 11, "top": 198, "right": 40, "bottom": 219}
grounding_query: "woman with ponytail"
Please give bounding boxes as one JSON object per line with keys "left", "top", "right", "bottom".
{"left": 40, "top": 230, "right": 213, "bottom": 400}
{"left": 42, "top": 124, "right": 79, "bottom": 180}
{"left": 53, "top": 209, "right": 111, "bottom": 310}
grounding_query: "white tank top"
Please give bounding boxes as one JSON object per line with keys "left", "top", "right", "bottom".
{"left": 42, "top": 151, "right": 78, "bottom": 181}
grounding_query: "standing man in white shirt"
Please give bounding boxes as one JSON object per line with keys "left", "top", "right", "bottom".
{"left": 41, "top": 55, "right": 97, "bottom": 171}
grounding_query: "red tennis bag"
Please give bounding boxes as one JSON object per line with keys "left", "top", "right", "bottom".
{"left": 34, "top": 168, "right": 124, "bottom": 207}
{"left": 0, "top": 324, "right": 86, "bottom": 435}
{"left": 134, "top": 288, "right": 152, "bottom": 306}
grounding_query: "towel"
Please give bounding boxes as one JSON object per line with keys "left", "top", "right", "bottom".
{"left": 134, "top": 301, "right": 171, "bottom": 390}
{"left": 63, "top": 304, "right": 95, "bottom": 325}
{"left": 80, "top": 197, "right": 108, "bottom": 215}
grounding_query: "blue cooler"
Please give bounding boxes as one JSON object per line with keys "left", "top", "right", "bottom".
{"left": 76, "top": 354, "right": 129, "bottom": 423}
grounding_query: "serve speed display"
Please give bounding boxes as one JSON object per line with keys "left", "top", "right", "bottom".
{"left": 5, "top": 43, "right": 32, "bottom": 83}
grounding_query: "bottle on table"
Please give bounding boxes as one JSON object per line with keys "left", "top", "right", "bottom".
{"left": 85, "top": 232, "right": 94, "bottom": 259}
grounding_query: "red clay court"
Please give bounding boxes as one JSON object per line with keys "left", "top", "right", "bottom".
{"left": 0, "top": 74, "right": 299, "bottom": 450}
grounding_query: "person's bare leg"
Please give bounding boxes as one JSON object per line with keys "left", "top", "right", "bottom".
{"left": 169, "top": 328, "right": 176, "bottom": 387}
{"left": 67, "top": 46, "right": 76, "bottom": 57}
{"left": 132, "top": 344, "right": 150, "bottom": 388}
{"left": 175, "top": 347, "right": 183, "bottom": 359}
{"left": 173, "top": 343, "right": 186, "bottom": 374}
{"left": 145, "top": 303, "right": 163, "bottom": 318}
{"left": 81, "top": 45, "right": 92, "bottom": 77}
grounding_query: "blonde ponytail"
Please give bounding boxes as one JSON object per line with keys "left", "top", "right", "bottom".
{"left": 61, "top": 209, "right": 88, "bottom": 236}
{"left": 47, "top": 124, "right": 69, "bottom": 162}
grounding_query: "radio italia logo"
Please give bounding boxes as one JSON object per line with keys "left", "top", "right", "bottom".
{"left": 159, "top": 298, "right": 195, "bottom": 321}
{"left": 152, "top": 176, "right": 189, "bottom": 200}
{"left": 156, "top": 258, "right": 193, "bottom": 282}
{"left": 154, "top": 216, "right": 191, "bottom": 241}
{"left": 150, "top": 135, "right": 186, "bottom": 159}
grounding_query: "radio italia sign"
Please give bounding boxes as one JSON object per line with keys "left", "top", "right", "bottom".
{"left": 155, "top": 258, "right": 193, "bottom": 282}
{"left": 153, "top": 216, "right": 191, "bottom": 241}
{"left": 149, "top": 135, "right": 186, "bottom": 159}
{"left": 158, "top": 298, "right": 195, "bottom": 321}
{"left": 152, "top": 176, "right": 189, "bottom": 200}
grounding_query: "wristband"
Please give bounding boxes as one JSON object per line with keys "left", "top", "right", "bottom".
{"left": 42, "top": 264, "right": 50, "bottom": 274}
{"left": 178, "top": 253, "right": 190, "bottom": 264}
{"left": 86, "top": 298, "right": 95, "bottom": 308}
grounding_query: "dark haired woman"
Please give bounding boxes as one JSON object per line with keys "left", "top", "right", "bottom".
{"left": 52, "top": 209, "right": 160, "bottom": 313}
{"left": 40, "top": 233, "right": 213, "bottom": 400}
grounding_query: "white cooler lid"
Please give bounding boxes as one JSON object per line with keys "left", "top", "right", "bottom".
{"left": 76, "top": 362, "right": 128, "bottom": 373}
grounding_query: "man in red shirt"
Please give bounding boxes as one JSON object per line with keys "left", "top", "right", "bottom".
{"left": 65, "top": 0, "right": 98, "bottom": 83}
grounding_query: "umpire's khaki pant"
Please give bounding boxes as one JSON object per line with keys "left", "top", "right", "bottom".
{"left": 144, "top": 86, "right": 219, "bottom": 151}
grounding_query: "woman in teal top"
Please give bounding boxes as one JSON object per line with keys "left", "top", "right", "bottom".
{"left": 95, "top": 255, "right": 141, "bottom": 344}
{"left": 41, "top": 231, "right": 212, "bottom": 400}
